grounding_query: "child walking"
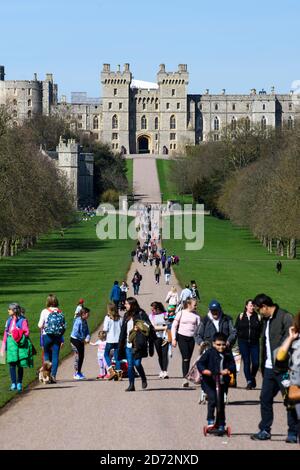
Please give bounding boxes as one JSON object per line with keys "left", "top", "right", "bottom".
{"left": 197, "top": 332, "right": 236, "bottom": 434}
{"left": 90, "top": 331, "right": 107, "bottom": 379}
{"left": 70, "top": 307, "right": 91, "bottom": 380}
{"left": 103, "top": 303, "right": 123, "bottom": 380}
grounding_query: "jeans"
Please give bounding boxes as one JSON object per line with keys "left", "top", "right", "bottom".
{"left": 177, "top": 334, "right": 195, "bottom": 377}
{"left": 9, "top": 363, "right": 24, "bottom": 384}
{"left": 70, "top": 337, "right": 85, "bottom": 373}
{"left": 133, "top": 284, "right": 140, "bottom": 295}
{"left": 238, "top": 339, "right": 259, "bottom": 384}
{"left": 104, "top": 343, "right": 121, "bottom": 370}
{"left": 259, "top": 368, "right": 298, "bottom": 435}
{"left": 202, "top": 377, "right": 228, "bottom": 426}
{"left": 43, "top": 334, "right": 62, "bottom": 378}
{"left": 155, "top": 274, "right": 160, "bottom": 283}
{"left": 125, "top": 347, "right": 146, "bottom": 384}
{"left": 165, "top": 274, "right": 171, "bottom": 284}
{"left": 154, "top": 337, "right": 169, "bottom": 371}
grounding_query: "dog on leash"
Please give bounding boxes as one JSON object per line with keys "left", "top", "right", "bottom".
{"left": 38, "top": 361, "right": 52, "bottom": 384}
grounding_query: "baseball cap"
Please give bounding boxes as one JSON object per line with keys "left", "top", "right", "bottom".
{"left": 78, "top": 298, "right": 85, "bottom": 304}
{"left": 208, "top": 300, "right": 221, "bottom": 311}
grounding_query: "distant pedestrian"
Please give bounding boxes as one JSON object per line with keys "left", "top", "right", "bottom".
{"left": 165, "top": 286, "right": 179, "bottom": 308}
{"left": 132, "top": 270, "right": 142, "bottom": 295}
{"left": 154, "top": 265, "right": 161, "bottom": 284}
{"left": 120, "top": 281, "right": 129, "bottom": 310}
{"left": 164, "top": 264, "right": 171, "bottom": 285}
{"left": 190, "top": 281, "right": 200, "bottom": 301}
{"left": 276, "top": 261, "right": 282, "bottom": 274}
{"left": 103, "top": 303, "right": 123, "bottom": 380}
{"left": 90, "top": 331, "right": 107, "bottom": 379}
{"left": 74, "top": 298, "right": 85, "bottom": 318}
{"left": 180, "top": 284, "right": 192, "bottom": 305}
{"left": 149, "top": 302, "right": 169, "bottom": 379}
{"left": 131, "top": 249, "right": 136, "bottom": 262}
{"left": 110, "top": 281, "right": 121, "bottom": 310}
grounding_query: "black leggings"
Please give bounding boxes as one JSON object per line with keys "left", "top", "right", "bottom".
{"left": 177, "top": 334, "right": 195, "bottom": 377}
{"left": 154, "top": 338, "right": 169, "bottom": 372}
{"left": 70, "top": 338, "right": 85, "bottom": 373}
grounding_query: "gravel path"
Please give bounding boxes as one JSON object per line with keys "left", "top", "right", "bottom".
{"left": 0, "top": 157, "right": 295, "bottom": 450}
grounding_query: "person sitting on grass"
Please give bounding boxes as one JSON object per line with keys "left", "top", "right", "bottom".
{"left": 197, "top": 332, "right": 236, "bottom": 434}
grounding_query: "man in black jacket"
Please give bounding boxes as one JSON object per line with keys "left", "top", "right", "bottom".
{"left": 251, "top": 293, "right": 298, "bottom": 443}
{"left": 195, "top": 300, "right": 237, "bottom": 348}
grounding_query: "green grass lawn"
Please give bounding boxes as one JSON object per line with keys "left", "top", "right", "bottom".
{"left": 156, "top": 159, "right": 193, "bottom": 204}
{"left": 0, "top": 217, "right": 134, "bottom": 407}
{"left": 163, "top": 215, "right": 300, "bottom": 319}
{"left": 126, "top": 159, "right": 134, "bottom": 194}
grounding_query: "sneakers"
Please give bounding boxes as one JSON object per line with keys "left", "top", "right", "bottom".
{"left": 17, "top": 383, "right": 22, "bottom": 392}
{"left": 163, "top": 371, "right": 169, "bottom": 379}
{"left": 251, "top": 378, "right": 257, "bottom": 389}
{"left": 251, "top": 430, "right": 271, "bottom": 441}
{"left": 246, "top": 381, "right": 253, "bottom": 390}
{"left": 50, "top": 376, "right": 57, "bottom": 384}
{"left": 96, "top": 374, "right": 105, "bottom": 380}
{"left": 74, "top": 373, "right": 85, "bottom": 380}
{"left": 10, "top": 383, "right": 17, "bottom": 391}
{"left": 285, "top": 434, "right": 298, "bottom": 444}
{"left": 159, "top": 371, "right": 164, "bottom": 379}
{"left": 207, "top": 420, "right": 214, "bottom": 430}
{"left": 142, "top": 380, "right": 148, "bottom": 389}
{"left": 182, "top": 380, "right": 189, "bottom": 388}
{"left": 125, "top": 383, "right": 135, "bottom": 392}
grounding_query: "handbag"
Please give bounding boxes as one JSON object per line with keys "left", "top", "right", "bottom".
{"left": 185, "top": 357, "right": 201, "bottom": 384}
{"left": 288, "top": 384, "right": 300, "bottom": 402}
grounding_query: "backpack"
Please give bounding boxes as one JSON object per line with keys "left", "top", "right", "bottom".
{"left": 44, "top": 309, "right": 66, "bottom": 336}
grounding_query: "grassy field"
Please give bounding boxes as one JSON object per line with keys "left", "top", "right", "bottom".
{"left": 163, "top": 215, "right": 300, "bottom": 319}
{"left": 126, "top": 159, "right": 134, "bottom": 194}
{"left": 0, "top": 217, "right": 134, "bottom": 407}
{"left": 156, "top": 159, "right": 193, "bottom": 204}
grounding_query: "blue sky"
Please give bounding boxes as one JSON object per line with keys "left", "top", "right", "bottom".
{"left": 1, "top": 0, "right": 299, "bottom": 98}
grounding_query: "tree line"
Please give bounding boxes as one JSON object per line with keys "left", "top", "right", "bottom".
{"left": 171, "top": 120, "right": 300, "bottom": 258}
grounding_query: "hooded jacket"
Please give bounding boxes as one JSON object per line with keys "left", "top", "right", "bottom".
{"left": 195, "top": 311, "right": 237, "bottom": 347}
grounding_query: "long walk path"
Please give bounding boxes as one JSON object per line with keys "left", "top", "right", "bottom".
{"left": 0, "top": 157, "right": 292, "bottom": 450}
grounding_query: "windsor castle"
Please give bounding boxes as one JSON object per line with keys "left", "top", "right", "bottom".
{"left": 1, "top": 63, "right": 300, "bottom": 156}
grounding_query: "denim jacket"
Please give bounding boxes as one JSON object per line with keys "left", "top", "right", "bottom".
{"left": 70, "top": 317, "right": 90, "bottom": 342}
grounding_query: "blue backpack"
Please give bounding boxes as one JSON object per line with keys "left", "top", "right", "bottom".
{"left": 44, "top": 309, "right": 66, "bottom": 336}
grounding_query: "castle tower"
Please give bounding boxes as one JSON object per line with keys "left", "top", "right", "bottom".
{"left": 57, "top": 137, "right": 79, "bottom": 206}
{"left": 157, "top": 64, "right": 194, "bottom": 154}
{"left": 101, "top": 63, "right": 132, "bottom": 153}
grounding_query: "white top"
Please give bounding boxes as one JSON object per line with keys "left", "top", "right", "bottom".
{"left": 74, "top": 305, "right": 82, "bottom": 318}
{"left": 265, "top": 319, "right": 273, "bottom": 369}
{"left": 126, "top": 319, "right": 134, "bottom": 348}
{"left": 151, "top": 313, "right": 167, "bottom": 339}
{"left": 166, "top": 291, "right": 179, "bottom": 306}
{"left": 103, "top": 315, "right": 123, "bottom": 343}
{"left": 38, "top": 307, "right": 59, "bottom": 335}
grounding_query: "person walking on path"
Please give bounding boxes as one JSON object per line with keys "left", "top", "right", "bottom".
{"left": 132, "top": 270, "right": 142, "bottom": 295}
{"left": 103, "top": 303, "right": 123, "bottom": 380}
{"left": 154, "top": 265, "right": 161, "bottom": 285}
{"left": 276, "top": 261, "right": 282, "bottom": 274}
{"left": 179, "top": 284, "right": 192, "bottom": 306}
{"left": 165, "top": 286, "right": 179, "bottom": 308}
{"left": 70, "top": 307, "right": 91, "bottom": 380}
{"left": 1, "top": 303, "right": 34, "bottom": 392}
{"left": 190, "top": 281, "right": 200, "bottom": 301}
{"left": 90, "top": 331, "right": 107, "bottom": 379}
{"left": 120, "top": 281, "right": 129, "bottom": 311}
{"left": 251, "top": 293, "right": 298, "bottom": 443}
{"left": 149, "top": 302, "right": 169, "bottom": 379}
{"left": 164, "top": 264, "right": 171, "bottom": 285}
{"left": 276, "top": 311, "right": 300, "bottom": 444}
{"left": 38, "top": 294, "right": 66, "bottom": 384}
{"left": 171, "top": 298, "right": 201, "bottom": 387}
{"left": 110, "top": 281, "right": 121, "bottom": 311}
{"left": 235, "top": 299, "right": 262, "bottom": 390}
{"left": 195, "top": 300, "right": 237, "bottom": 349}
{"left": 118, "top": 297, "right": 156, "bottom": 392}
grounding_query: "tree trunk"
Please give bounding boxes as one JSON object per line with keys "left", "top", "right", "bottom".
{"left": 276, "top": 238, "right": 284, "bottom": 256}
{"left": 288, "top": 238, "right": 297, "bottom": 259}
{"left": 268, "top": 239, "right": 273, "bottom": 253}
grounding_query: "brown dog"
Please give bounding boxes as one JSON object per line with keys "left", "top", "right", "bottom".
{"left": 38, "top": 361, "right": 52, "bottom": 384}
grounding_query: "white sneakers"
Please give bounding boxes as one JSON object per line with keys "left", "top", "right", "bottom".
{"left": 159, "top": 371, "right": 169, "bottom": 379}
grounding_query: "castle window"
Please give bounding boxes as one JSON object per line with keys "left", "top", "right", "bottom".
{"left": 155, "top": 102, "right": 159, "bottom": 110}
{"left": 246, "top": 103, "right": 250, "bottom": 110}
{"left": 141, "top": 115, "right": 147, "bottom": 129}
{"left": 262, "top": 104, "right": 266, "bottom": 110}
{"left": 245, "top": 116, "right": 251, "bottom": 131}
{"left": 28, "top": 88, "right": 32, "bottom": 96}
{"left": 177, "top": 102, "right": 180, "bottom": 109}
{"left": 93, "top": 116, "right": 99, "bottom": 129}
{"left": 28, "top": 99, "right": 32, "bottom": 107}
{"left": 214, "top": 116, "right": 220, "bottom": 131}
{"left": 115, "top": 143, "right": 118, "bottom": 149}
{"left": 215, "top": 104, "right": 219, "bottom": 111}
{"left": 170, "top": 144, "right": 173, "bottom": 149}
{"left": 112, "top": 133, "right": 118, "bottom": 140}
{"left": 14, "top": 88, "right": 17, "bottom": 95}
{"left": 214, "top": 134, "right": 219, "bottom": 141}
{"left": 170, "top": 133, "right": 176, "bottom": 140}
{"left": 119, "top": 102, "right": 122, "bottom": 110}
{"left": 232, "top": 104, "right": 236, "bottom": 111}
{"left": 289, "top": 103, "right": 293, "bottom": 110}
{"left": 27, "top": 110, "right": 32, "bottom": 118}
{"left": 199, "top": 104, "right": 202, "bottom": 110}
{"left": 166, "top": 102, "right": 170, "bottom": 109}
{"left": 155, "top": 133, "right": 158, "bottom": 140}
{"left": 112, "top": 114, "right": 118, "bottom": 129}
{"left": 108, "top": 102, "right": 112, "bottom": 109}
{"left": 13, "top": 110, "right": 17, "bottom": 118}
{"left": 288, "top": 116, "right": 294, "bottom": 130}
{"left": 172, "top": 89, "right": 175, "bottom": 96}
{"left": 78, "top": 123, "right": 82, "bottom": 129}
{"left": 231, "top": 116, "right": 237, "bottom": 131}
{"left": 13, "top": 99, "right": 17, "bottom": 106}
{"left": 173, "top": 143, "right": 176, "bottom": 149}
{"left": 114, "top": 89, "right": 117, "bottom": 96}
{"left": 170, "top": 115, "right": 176, "bottom": 129}
{"left": 261, "top": 116, "right": 267, "bottom": 130}
{"left": 77, "top": 114, "right": 82, "bottom": 120}
{"left": 155, "top": 117, "right": 159, "bottom": 130}
{"left": 143, "top": 103, "right": 146, "bottom": 110}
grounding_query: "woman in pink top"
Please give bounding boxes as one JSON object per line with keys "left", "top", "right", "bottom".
{"left": 171, "top": 298, "right": 201, "bottom": 387}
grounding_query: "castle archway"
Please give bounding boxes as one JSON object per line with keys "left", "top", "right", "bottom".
{"left": 137, "top": 135, "right": 150, "bottom": 154}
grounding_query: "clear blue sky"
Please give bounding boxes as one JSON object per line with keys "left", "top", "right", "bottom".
{"left": 1, "top": 0, "right": 299, "bottom": 98}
